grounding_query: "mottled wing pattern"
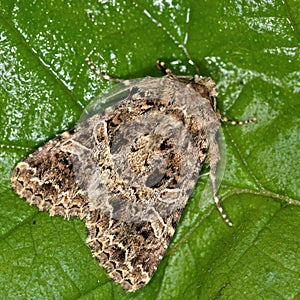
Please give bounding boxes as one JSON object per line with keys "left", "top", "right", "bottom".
{"left": 11, "top": 130, "right": 90, "bottom": 220}
{"left": 86, "top": 209, "right": 183, "bottom": 291}
{"left": 11, "top": 76, "right": 220, "bottom": 291}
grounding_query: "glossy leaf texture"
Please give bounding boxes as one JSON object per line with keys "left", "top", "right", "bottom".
{"left": 0, "top": 1, "right": 299, "bottom": 299}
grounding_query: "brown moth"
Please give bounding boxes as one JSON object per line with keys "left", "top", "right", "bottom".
{"left": 11, "top": 59, "right": 255, "bottom": 291}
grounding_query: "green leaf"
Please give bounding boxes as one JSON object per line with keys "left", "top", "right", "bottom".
{"left": 1, "top": 1, "right": 299, "bottom": 299}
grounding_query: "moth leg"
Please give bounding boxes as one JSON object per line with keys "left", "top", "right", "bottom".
{"left": 156, "top": 60, "right": 174, "bottom": 76}
{"left": 208, "top": 135, "right": 233, "bottom": 227}
{"left": 156, "top": 60, "right": 194, "bottom": 82}
{"left": 219, "top": 113, "right": 256, "bottom": 125}
{"left": 85, "top": 57, "right": 130, "bottom": 85}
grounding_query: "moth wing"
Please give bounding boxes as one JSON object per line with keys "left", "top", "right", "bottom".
{"left": 82, "top": 78, "right": 205, "bottom": 291}
{"left": 10, "top": 82, "right": 134, "bottom": 219}
{"left": 11, "top": 128, "right": 89, "bottom": 219}
{"left": 11, "top": 77, "right": 205, "bottom": 292}
{"left": 86, "top": 209, "right": 182, "bottom": 291}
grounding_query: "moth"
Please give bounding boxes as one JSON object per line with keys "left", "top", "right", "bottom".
{"left": 11, "top": 59, "right": 255, "bottom": 291}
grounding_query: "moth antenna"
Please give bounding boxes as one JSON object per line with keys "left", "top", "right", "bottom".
{"left": 213, "top": 194, "right": 233, "bottom": 227}
{"left": 220, "top": 114, "right": 257, "bottom": 125}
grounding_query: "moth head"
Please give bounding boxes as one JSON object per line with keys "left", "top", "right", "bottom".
{"left": 188, "top": 74, "right": 218, "bottom": 112}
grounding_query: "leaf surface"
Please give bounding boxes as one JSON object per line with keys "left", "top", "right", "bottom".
{"left": 0, "top": 1, "right": 299, "bottom": 299}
